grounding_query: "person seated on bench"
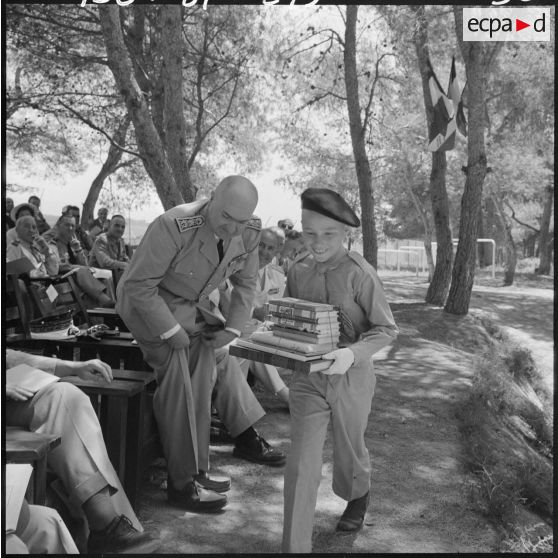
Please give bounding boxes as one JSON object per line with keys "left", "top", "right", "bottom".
{"left": 46, "top": 213, "right": 115, "bottom": 308}
{"left": 220, "top": 226, "right": 290, "bottom": 405}
{"left": 6, "top": 349, "right": 160, "bottom": 554}
{"left": 88, "top": 215, "right": 130, "bottom": 272}
{"left": 6, "top": 499, "right": 79, "bottom": 554}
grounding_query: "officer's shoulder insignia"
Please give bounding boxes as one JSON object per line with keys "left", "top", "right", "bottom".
{"left": 246, "top": 217, "right": 261, "bottom": 231}
{"left": 175, "top": 215, "right": 204, "bottom": 233}
{"left": 11, "top": 239, "right": 20, "bottom": 246}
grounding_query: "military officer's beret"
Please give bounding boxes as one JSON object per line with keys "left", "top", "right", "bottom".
{"left": 301, "top": 188, "right": 360, "bottom": 227}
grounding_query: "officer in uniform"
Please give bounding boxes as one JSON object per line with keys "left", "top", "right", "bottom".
{"left": 116, "top": 176, "right": 263, "bottom": 513}
{"left": 282, "top": 188, "right": 399, "bottom": 552}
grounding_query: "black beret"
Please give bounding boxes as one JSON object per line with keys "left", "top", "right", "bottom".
{"left": 301, "top": 188, "right": 360, "bottom": 227}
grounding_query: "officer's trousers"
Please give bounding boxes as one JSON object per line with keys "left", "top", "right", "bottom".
{"left": 138, "top": 334, "right": 214, "bottom": 488}
{"left": 282, "top": 360, "right": 376, "bottom": 553}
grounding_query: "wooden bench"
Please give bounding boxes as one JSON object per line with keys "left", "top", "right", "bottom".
{"left": 5, "top": 427, "right": 61, "bottom": 505}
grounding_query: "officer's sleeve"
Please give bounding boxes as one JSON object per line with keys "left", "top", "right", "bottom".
{"left": 91, "top": 236, "right": 122, "bottom": 270}
{"left": 226, "top": 245, "right": 259, "bottom": 333}
{"left": 118, "top": 216, "right": 182, "bottom": 338}
{"left": 350, "top": 268, "right": 399, "bottom": 365}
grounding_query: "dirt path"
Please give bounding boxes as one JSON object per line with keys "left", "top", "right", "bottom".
{"left": 139, "top": 278, "right": 552, "bottom": 552}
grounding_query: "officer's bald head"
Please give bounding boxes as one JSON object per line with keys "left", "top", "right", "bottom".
{"left": 208, "top": 176, "right": 259, "bottom": 239}
{"left": 213, "top": 176, "right": 258, "bottom": 209}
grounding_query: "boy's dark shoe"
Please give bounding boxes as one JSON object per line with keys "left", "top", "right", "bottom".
{"left": 336, "top": 491, "right": 370, "bottom": 532}
{"left": 88, "top": 515, "right": 160, "bottom": 554}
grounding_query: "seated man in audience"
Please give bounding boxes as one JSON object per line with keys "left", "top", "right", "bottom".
{"left": 220, "top": 226, "right": 290, "bottom": 405}
{"left": 28, "top": 195, "right": 51, "bottom": 235}
{"left": 278, "top": 229, "right": 307, "bottom": 274}
{"left": 6, "top": 349, "right": 160, "bottom": 554}
{"left": 89, "top": 214, "right": 130, "bottom": 272}
{"left": 46, "top": 213, "right": 115, "bottom": 308}
{"left": 88, "top": 206, "right": 110, "bottom": 238}
{"left": 6, "top": 498, "right": 79, "bottom": 554}
{"left": 7, "top": 203, "right": 37, "bottom": 245}
{"left": 6, "top": 196, "right": 15, "bottom": 229}
{"left": 7, "top": 216, "right": 59, "bottom": 278}
{"left": 65, "top": 205, "right": 93, "bottom": 252}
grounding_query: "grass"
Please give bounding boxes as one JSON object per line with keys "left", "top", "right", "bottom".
{"left": 456, "top": 319, "right": 553, "bottom": 551}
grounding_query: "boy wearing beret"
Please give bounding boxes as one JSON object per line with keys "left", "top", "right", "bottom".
{"left": 282, "top": 188, "right": 398, "bottom": 553}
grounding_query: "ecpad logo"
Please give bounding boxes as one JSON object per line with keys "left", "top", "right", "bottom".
{"left": 463, "top": 8, "right": 550, "bottom": 42}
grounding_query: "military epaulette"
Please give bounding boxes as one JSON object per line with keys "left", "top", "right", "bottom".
{"left": 246, "top": 217, "right": 262, "bottom": 231}
{"left": 11, "top": 239, "right": 21, "bottom": 246}
{"left": 175, "top": 215, "right": 205, "bottom": 233}
{"left": 347, "top": 251, "right": 377, "bottom": 273}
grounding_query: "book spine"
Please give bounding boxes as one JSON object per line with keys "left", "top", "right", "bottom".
{"left": 250, "top": 332, "right": 336, "bottom": 354}
{"left": 268, "top": 313, "right": 339, "bottom": 326}
{"left": 267, "top": 298, "right": 334, "bottom": 313}
{"left": 267, "top": 304, "right": 332, "bottom": 320}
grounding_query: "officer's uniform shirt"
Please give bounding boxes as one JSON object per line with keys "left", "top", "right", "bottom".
{"left": 285, "top": 248, "right": 398, "bottom": 364}
{"left": 116, "top": 199, "right": 261, "bottom": 342}
{"left": 7, "top": 237, "right": 59, "bottom": 278}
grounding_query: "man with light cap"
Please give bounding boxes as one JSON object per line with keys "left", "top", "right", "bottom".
{"left": 282, "top": 187, "right": 399, "bottom": 552}
{"left": 116, "top": 176, "right": 264, "bottom": 514}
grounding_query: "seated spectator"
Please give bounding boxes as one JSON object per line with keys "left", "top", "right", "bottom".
{"left": 47, "top": 214, "right": 115, "bottom": 308}
{"left": 6, "top": 349, "right": 160, "bottom": 554}
{"left": 65, "top": 205, "right": 93, "bottom": 252}
{"left": 7, "top": 203, "right": 37, "bottom": 245}
{"left": 277, "top": 218, "right": 294, "bottom": 232}
{"left": 28, "top": 195, "right": 51, "bottom": 235}
{"left": 89, "top": 215, "right": 130, "bottom": 272}
{"left": 278, "top": 229, "right": 307, "bottom": 274}
{"left": 88, "top": 207, "right": 109, "bottom": 238}
{"left": 7, "top": 498, "right": 79, "bottom": 554}
{"left": 6, "top": 196, "right": 15, "bottom": 229}
{"left": 220, "top": 226, "right": 290, "bottom": 404}
{"left": 7, "top": 216, "right": 59, "bottom": 278}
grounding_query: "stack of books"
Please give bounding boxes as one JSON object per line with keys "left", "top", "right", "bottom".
{"left": 229, "top": 297, "right": 339, "bottom": 373}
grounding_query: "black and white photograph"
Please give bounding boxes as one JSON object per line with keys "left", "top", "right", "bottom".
{"left": 3, "top": 0, "right": 554, "bottom": 554}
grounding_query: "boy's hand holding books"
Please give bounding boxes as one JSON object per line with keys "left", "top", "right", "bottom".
{"left": 318, "top": 348, "right": 355, "bottom": 375}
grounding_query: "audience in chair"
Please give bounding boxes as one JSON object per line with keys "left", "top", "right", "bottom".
{"left": 89, "top": 215, "right": 130, "bottom": 272}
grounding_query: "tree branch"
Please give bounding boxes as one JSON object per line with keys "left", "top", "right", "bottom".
{"left": 504, "top": 200, "right": 539, "bottom": 233}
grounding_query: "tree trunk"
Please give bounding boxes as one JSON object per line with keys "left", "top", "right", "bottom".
{"left": 404, "top": 167, "right": 434, "bottom": 280}
{"left": 98, "top": 5, "right": 184, "bottom": 210}
{"left": 491, "top": 193, "right": 516, "bottom": 285}
{"left": 160, "top": 5, "right": 195, "bottom": 203}
{"left": 344, "top": 5, "right": 378, "bottom": 268}
{"left": 81, "top": 115, "right": 132, "bottom": 227}
{"left": 412, "top": 6, "right": 454, "bottom": 305}
{"left": 445, "top": 9, "right": 493, "bottom": 315}
{"left": 536, "top": 184, "right": 553, "bottom": 275}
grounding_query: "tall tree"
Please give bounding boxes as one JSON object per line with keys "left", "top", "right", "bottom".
{"left": 445, "top": 8, "right": 501, "bottom": 315}
{"left": 344, "top": 5, "right": 378, "bottom": 266}
{"left": 411, "top": 5, "right": 454, "bottom": 305}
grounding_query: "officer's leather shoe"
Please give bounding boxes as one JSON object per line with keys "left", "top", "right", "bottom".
{"left": 194, "top": 470, "right": 231, "bottom": 493}
{"left": 233, "top": 435, "right": 286, "bottom": 466}
{"left": 336, "top": 491, "right": 370, "bottom": 532}
{"left": 167, "top": 480, "right": 227, "bottom": 513}
{"left": 88, "top": 515, "right": 160, "bottom": 554}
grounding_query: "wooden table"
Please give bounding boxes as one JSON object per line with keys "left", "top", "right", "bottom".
{"left": 5, "top": 427, "right": 61, "bottom": 505}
